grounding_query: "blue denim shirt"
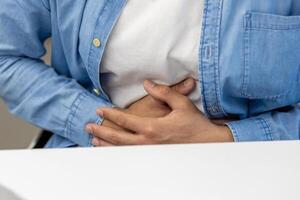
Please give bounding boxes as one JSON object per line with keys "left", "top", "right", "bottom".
{"left": 0, "top": 0, "right": 299, "bottom": 148}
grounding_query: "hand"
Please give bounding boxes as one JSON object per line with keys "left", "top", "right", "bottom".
{"left": 92, "top": 78, "right": 196, "bottom": 146}
{"left": 126, "top": 78, "right": 196, "bottom": 118}
{"left": 86, "top": 80, "right": 234, "bottom": 146}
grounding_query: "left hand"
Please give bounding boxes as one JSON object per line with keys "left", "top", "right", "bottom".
{"left": 86, "top": 80, "right": 234, "bottom": 146}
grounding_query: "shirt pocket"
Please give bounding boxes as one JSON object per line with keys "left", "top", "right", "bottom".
{"left": 241, "top": 11, "right": 300, "bottom": 99}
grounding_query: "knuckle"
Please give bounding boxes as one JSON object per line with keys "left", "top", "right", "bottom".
{"left": 116, "top": 115, "right": 127, "bottom": 127}
{"left": 157, "top": 86, "right": 171, "bottom": 96}
{"left": 110, "top": 134, "right": 121, "bottom": 145}
{"left": 144, "top": 124, "right": 155, "bottom": 136}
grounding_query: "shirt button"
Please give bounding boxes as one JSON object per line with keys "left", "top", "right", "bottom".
{"left": 93, "top": 88, "right": 101, "bottom": 96}
{"left": 92, "top": 38, "right": 101, "bottom": 47}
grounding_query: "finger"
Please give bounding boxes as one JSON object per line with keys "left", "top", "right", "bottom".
{"left": 171, "top": 78, "right": 195, "bottom": 95}
{"left": 143, "top": 80, "right": 194, "bottom": 110}
{"left": 141, "top": 78, "right": 195, "bottom": 108}
{"left": 86, "top": 124, "right": 141, "bottom": 145}
{"left": 102, "top": 119, "right": 125, "bottom": 131}
{"left": 146, "top": 78, "right": 195, "bottom": 106}
{"left": 97, "top": 108, "right": 152, "bottom": 133}
{"left": 92, "top": 137, "right": 114, "bottom": 147}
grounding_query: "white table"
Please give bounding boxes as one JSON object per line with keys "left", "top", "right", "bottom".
{"left": 0, "top": 141, "right": 299, "bottom": 200}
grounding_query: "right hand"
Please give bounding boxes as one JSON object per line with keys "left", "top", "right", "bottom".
{"left": 93, "top": 78, "right": 196, "bottom": 146}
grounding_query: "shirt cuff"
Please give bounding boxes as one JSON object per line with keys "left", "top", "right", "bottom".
{"left": 65, "top": 91, "right": 114, "bottom": 147}
{"left": 226, "top": 117, "right": 274, "bottom": 142}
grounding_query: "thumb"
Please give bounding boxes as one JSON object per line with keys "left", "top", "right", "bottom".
{"left": 143, "top": 80, "right": 194, "bottom": 110}
{"left": 171, "top": 78, "right": 196, "bottom": 95}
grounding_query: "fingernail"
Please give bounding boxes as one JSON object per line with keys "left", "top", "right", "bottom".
{"left": 92, "top": 138, "right": 100, "bottom": 146}
{"left": 85, "top": 125, "right": 93, "bottom": 133}
{"left": 144, "top": 80, "right": 156, "bottom": 88}
{"left": 96, "top": 109, "right": 104, "bottom": 117}
{"left": 184, "top": 78, "right": 194, "bottom": 87}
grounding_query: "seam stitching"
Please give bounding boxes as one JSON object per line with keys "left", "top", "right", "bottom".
{"left": 65, "top": 92, "right": 85, "bottom": 140}
{"left": 40, "top": 0, "right": 50, "bottom": 12}
{"left": 258, "top": 118, "right": 273, "bottom": 141}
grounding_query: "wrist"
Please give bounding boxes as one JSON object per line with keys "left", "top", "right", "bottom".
{"left": 192, "top": 124, "right": 234, "bottom": 143}
{"left": 199, "top": 124, "right": 234, "bottom": 143}
{"left": 216, "top": 125, "right": 234, "bottom": 142}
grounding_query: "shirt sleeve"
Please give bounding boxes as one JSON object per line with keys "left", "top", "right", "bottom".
{"left": 0, "top": 0, "right": 113, "bottom": 147}
{"left": 226, "top": 106, "right": 300, "bottom": 142}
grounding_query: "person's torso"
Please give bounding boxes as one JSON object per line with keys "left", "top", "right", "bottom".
{"left": 46, "top": 0, "right": 300, "bottom": 147}
{"left": 100, "top": 0, "right": 204, "bottom": 111}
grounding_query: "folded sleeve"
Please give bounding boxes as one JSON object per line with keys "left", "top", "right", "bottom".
{"left": 0, "top": 0, "right": 113, "bottom": 147}
{"left": 226, "top": 106, "right": 300, "bottom": 142}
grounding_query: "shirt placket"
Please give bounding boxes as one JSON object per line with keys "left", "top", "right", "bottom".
{"left": 200, "top": 0, "right": 226, "bottom": 118}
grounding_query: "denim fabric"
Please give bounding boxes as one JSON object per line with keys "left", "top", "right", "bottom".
{"left": 0, "top": 0, "right": 126, "bottom": 147}
{"left": 213, "top": 0, "right": 300, "bottom": 141}
{"left": 0, "top": 0, "right": 299, "bottom": 148}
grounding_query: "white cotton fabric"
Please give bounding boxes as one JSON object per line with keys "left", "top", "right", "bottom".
{"left": 100, "top": 0, "right": 205, "bottom": 112}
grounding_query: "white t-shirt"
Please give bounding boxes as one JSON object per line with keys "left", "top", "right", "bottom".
{"left": 100, "top": 0, "right": 204, "bottom": 112}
